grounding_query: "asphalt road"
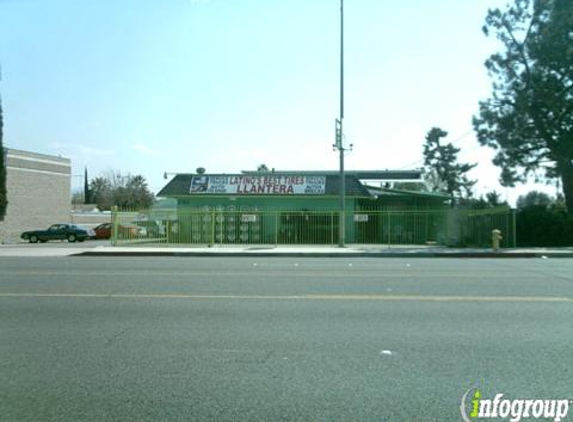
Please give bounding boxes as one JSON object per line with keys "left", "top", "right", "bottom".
{"left": 1, "top": 257, "right": 572, "bottom": 422}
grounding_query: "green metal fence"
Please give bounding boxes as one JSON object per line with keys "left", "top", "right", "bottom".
{"left": 111, "top": 207, "right": 516, "bottom": 248}
{"left": 459, "top": 207, "right": 517, "bottom": 248}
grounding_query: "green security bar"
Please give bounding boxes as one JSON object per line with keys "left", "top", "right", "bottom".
{"left": 111, "top": 207, "right": 515, "bottom": 248}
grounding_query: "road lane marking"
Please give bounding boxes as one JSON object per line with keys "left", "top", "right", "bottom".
{"left": 0, "top": 271, "right": 559, "bottom": 279}
{"left": 303, "top": 294, "right": 573, "bottom": 302}
{"left": 0, "top": 292, "right": 571, "bottom": 303}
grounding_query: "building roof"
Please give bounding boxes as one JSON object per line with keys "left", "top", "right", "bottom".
{"left": 365, "top": 185, "right": 450, "bottom": 200}
{"left": 241, "top": 170, "right": 422, "bottom": 180}
{"left": 157, "top": 173, "right": 372, "bottom": 198}
{"left": 6, "top": 148, "right": 71, "bottom": 176}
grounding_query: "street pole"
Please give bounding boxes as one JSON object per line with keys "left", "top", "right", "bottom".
{"left": 337, "top": 0, "right": 346, "bottom": 247}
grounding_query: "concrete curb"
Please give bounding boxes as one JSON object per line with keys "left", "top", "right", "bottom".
{"left": 74, "top": 251, "right": 573, "bottom": 258}
{"left": 4, "top": 243, "right": 572, "bottom": 259}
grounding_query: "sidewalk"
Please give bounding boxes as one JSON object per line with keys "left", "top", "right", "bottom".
{"left": 2, "top": 242, "right": 573, "bottom": 258}
{"left": 78, "top": 244, "right": 573, "bottom": 258}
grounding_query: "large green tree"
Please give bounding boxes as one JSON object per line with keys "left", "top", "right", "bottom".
{"left": 0, "top": 95, "right": 7, "bottom": 221}
{"left": 114, "top": 174, "right": 154, "bottom": 210}
{"left": 516, "top": 190, "right": 554, "bottom": 209}
{"left": 423, "top": 127, "right": 477, "bottom": 205}
{"left": 89, "top": 176, "right": 113, "bottom": 210}
{"left": 473, "top": 0, "right": 573, "bottom": 211}
{"left": 90, "top": 171, "right": 154, "bottom": 211}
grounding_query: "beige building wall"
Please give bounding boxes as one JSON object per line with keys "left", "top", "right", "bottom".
{"left": 0, "top": 148, "right": 71, "bottom": 243}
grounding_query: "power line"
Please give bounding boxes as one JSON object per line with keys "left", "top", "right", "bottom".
{"left": 449, "top": 129, "right": 475, "bottom": 145}
{"left": 396, "top": 129, "right": 475, "bottom": 170}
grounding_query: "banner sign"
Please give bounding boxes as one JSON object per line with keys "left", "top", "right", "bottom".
{"left": 241, "top": 214, "right": 258, "bottom": 223}
{"left": 190, "top": 175, "right": 326, "bottom": 195}
{"left": 354, "top": 214, "right": 369, "bottom": 222}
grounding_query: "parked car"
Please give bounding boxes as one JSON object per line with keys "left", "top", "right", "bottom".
{"left": 93, "top": 222, "right": 142, "bottom": 239}
{"left": 93, "top": 223, "right": 112, "bottom": 239}
{"left": 133, "top": 219, "right": 163, "bottom": 238}
{"left": 20, "top": 224, "right": 95, "bottom": 243}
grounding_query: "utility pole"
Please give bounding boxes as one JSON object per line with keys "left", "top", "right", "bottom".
{"left": 334, "top": 0, "right": 350, "bottom": 247}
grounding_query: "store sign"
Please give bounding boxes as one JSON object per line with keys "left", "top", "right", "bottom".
{"left": 190, "top": 175, "right": 326, "bottom": 195}
{"left": 241, "top": 214, "right": 258, "bottom": 223}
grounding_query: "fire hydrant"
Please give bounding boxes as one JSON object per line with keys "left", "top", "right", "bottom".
{"left": 492, "top": 229, "right": 502, "bottom": 252}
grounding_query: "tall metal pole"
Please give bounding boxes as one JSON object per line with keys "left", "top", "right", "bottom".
{"left": 338, "top": 0, "right": 346, "bottom": 247}
{"left": 340, "top": 0, "right": 344, "bottom": 121}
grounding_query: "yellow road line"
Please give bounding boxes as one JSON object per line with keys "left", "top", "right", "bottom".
{"left": 0, "top": 292, "right": 571, "bottom": 303}
{"left": 304, "top": 294, "right": 573, "bottom": 302}
{"left": 0, "top": 271, "right": 553, "bottom": 279}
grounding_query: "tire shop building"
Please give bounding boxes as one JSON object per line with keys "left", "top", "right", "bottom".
{"left": 154, "top": 170, "right": 450, "bottom": 245}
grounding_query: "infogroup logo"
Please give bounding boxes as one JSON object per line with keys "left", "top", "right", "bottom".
{"left": 460, "top": 387, "right": 571, "bottom": 422}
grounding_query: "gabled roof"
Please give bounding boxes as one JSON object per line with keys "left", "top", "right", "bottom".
{"left": 157, "top": 173, "right": 372, "bottom": 198}
{"left": 158, "top": 175, "right": 195, "bottom": 197}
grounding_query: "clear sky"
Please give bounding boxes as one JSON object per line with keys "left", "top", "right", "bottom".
{"left": 0, "top": 0, "right": 559, "bottom": 204}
